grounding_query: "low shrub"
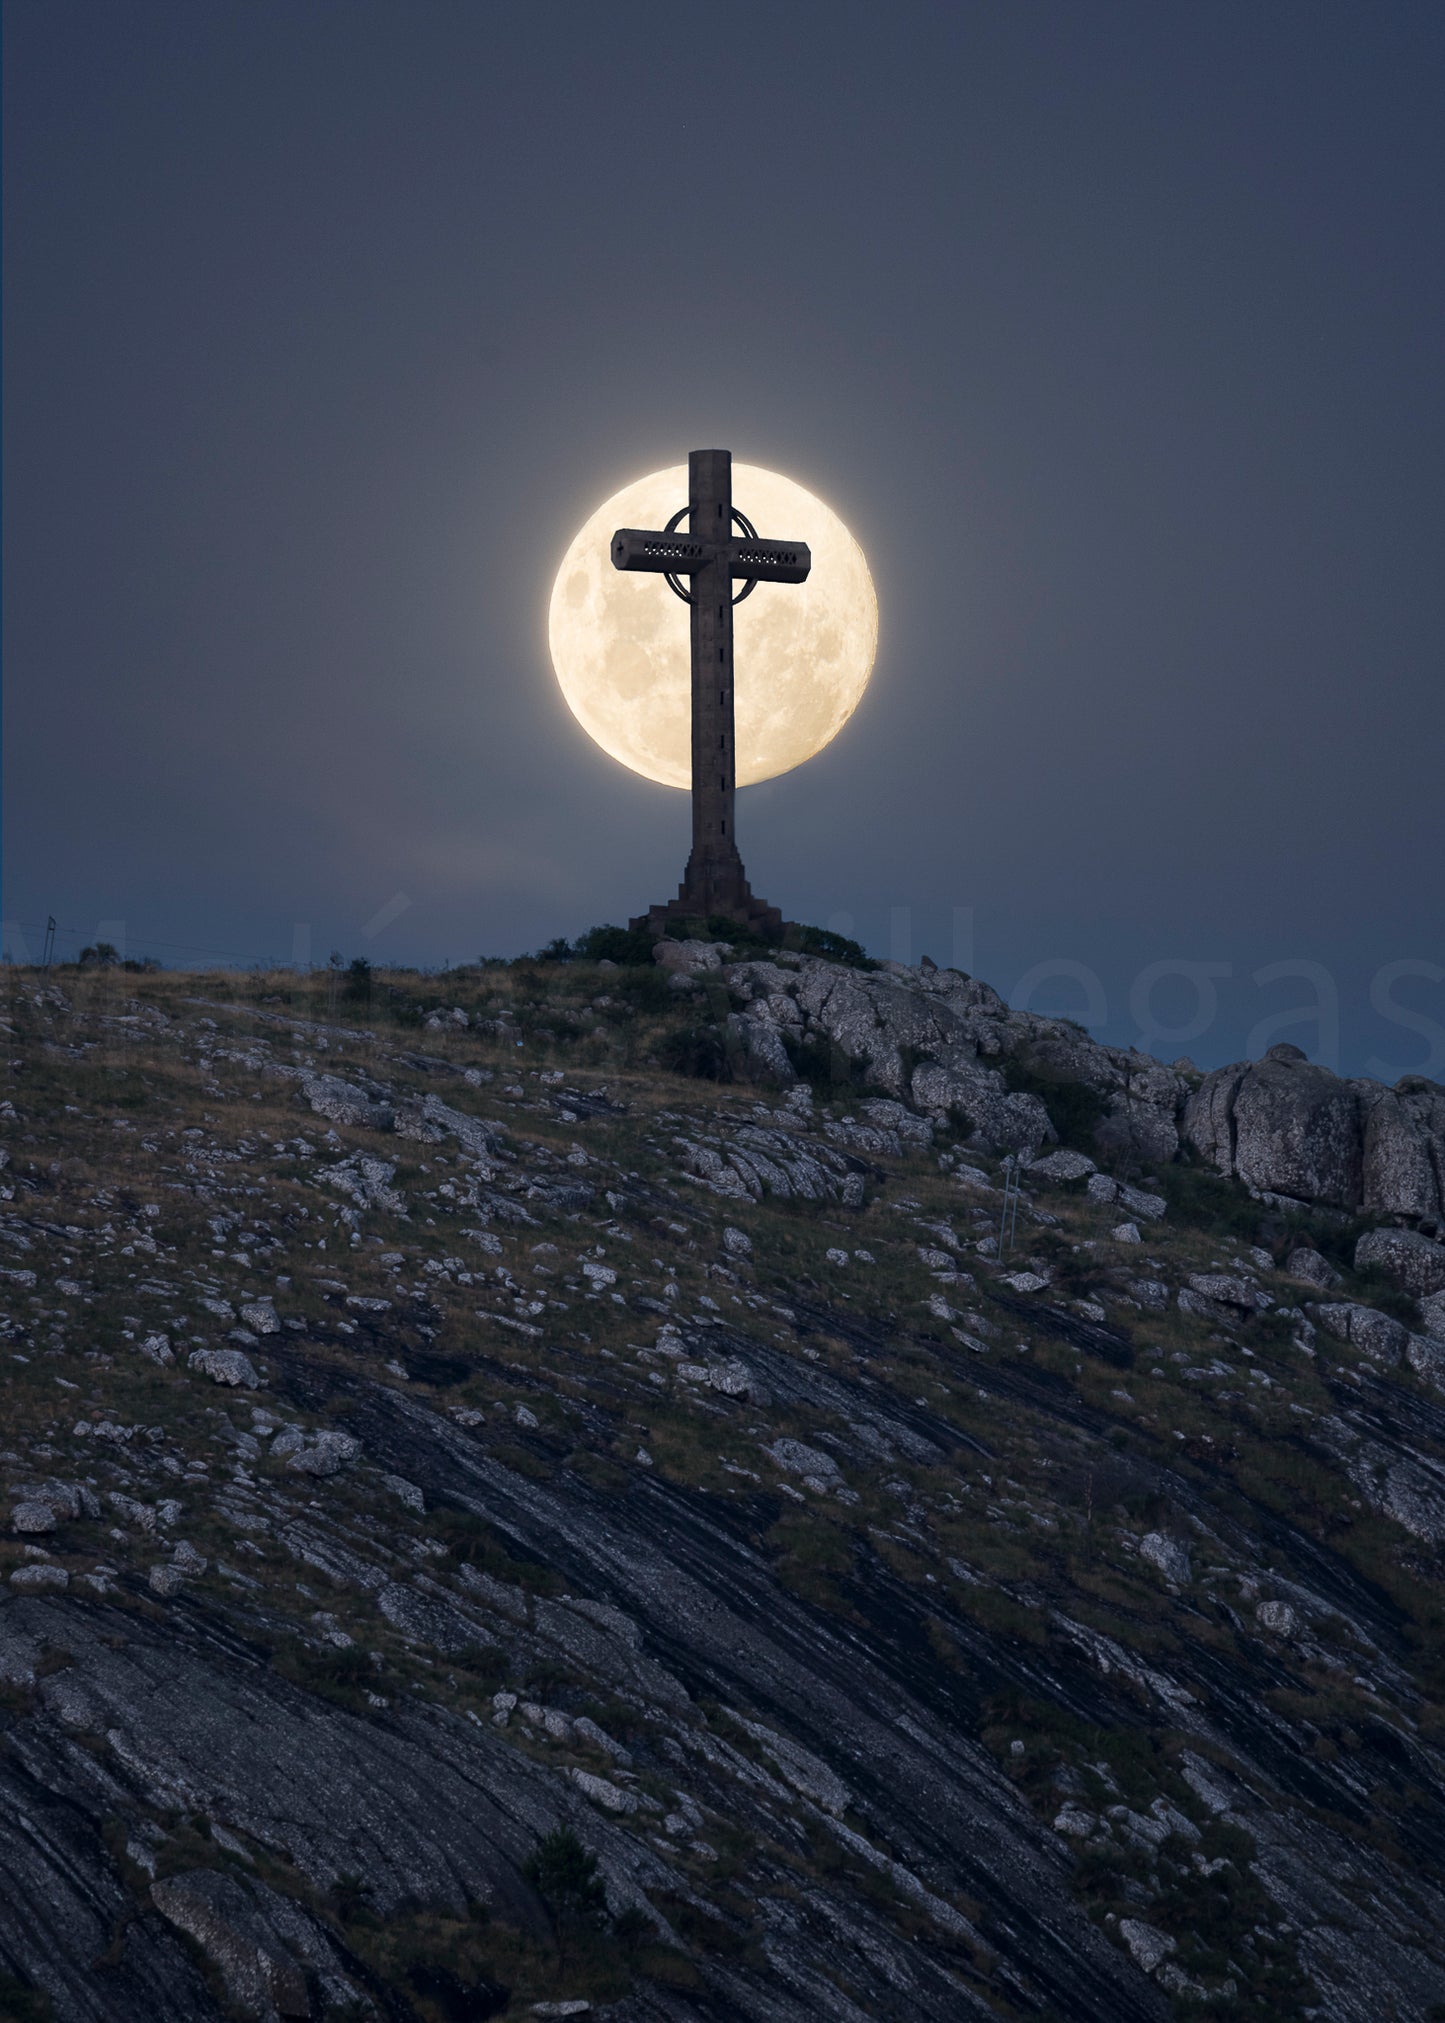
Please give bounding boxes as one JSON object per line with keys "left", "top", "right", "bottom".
{"left": 0, "top": 1975, "right": 53, "bottom": 2023}
{"left": 271, "top": 1642, "right": 375, "bottom": 1711}
{"left": 657, "top": 1025, "right": 732, "bottom": 1080}
{"left": 788, "top": 923, "right": 879, "bottom": 970}
{"left": 1157, "top": 1152, "right": 1264, "bottom": 1242}
{"left": 1001, "top": 1058, "right": 1109, "bottom": 1152}
{"left": 614, "top": 967, "right": 671, "bottom": 1012}
{"left": 782, "top": 1030, "right": 871, "bottom": 1093}
{"left": 570, "top": 924, "right": 658, "bottom": 966}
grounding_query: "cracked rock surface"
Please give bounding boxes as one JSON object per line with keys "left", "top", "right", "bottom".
{"left": 2, "top": 957, "right": 1444, "bottom": 2020}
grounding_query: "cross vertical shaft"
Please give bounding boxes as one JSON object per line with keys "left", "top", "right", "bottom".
{"left": 686, "top": 450, "right": 744, "bottom": 913}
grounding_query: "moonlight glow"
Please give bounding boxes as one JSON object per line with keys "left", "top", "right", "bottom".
{"left": 548, "top": 464, "right": 878, "bottom": 789}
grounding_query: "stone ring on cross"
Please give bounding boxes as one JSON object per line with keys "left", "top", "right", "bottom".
{"left": 658, "top": 505, "right": 762, "bottom": 604}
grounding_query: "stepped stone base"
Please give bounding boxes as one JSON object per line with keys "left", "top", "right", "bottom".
{"left": 631, "top": 868, "right": 785, "bottom": 941}
{"left": 631, "top": 893, "right": 786, "bottom": 940}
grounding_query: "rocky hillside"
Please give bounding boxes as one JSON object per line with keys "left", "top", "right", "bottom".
{"left": 2, "top": 946, "right": 1444, "bottom": 2023}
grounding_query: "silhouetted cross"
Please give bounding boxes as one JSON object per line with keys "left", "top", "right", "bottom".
{"left": 612, "top": 448, "right": 810, "bottom": 926}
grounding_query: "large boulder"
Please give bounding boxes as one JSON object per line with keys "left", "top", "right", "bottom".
{"left": 1184, "top": 1046, "right": 1362, "bottom": 1210}
{"left": 1355, "top": 1228, "right": 1445, "bottom": 1299}
{"left": 1311, "top": 1302, "right": 1409, "bottom": 1366}
{"left": 1184, "top": 1047, "right": 1445, "bottom": 1224}
{"left": 910, "top": 1061, "right": 1052, "bottom": 1153}
{"left": 1359, "top": 1084, "right": 1445, "bottom": 1223}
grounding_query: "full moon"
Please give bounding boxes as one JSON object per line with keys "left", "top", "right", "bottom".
{"left": 548, "top": 464, "right": 878, "bottom": 789}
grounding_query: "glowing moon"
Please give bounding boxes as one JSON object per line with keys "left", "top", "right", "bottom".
{"left": 548, "top": 464, "right": 878, "bottom": 789}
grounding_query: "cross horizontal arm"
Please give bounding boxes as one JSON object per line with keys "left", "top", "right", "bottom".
{"left": 611, "top": 528, "right": 710, "bottom": 574}
{"left": 725, "top": 537, "right": 811, "bottom": 585}
{"left": 611, "top": 528, "right": 812, "bottom": 584}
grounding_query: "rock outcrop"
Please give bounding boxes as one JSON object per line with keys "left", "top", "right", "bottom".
{"left": 1184, "top": 1044, "right": 1445, "bottom": 1226}
{"left": 4, "top": 960, "right": 1445, "bottom": 2023}
{"left": 702, "top": 958, "right": 1445, "bottom": 1233}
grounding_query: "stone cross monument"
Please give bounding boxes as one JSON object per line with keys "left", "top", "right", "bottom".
{"left": 612, "top": 449, "right": 810, "bottom": 936}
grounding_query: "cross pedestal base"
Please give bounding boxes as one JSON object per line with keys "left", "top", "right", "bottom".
{"left": 629, "top": 885, "right": 785, "bottom": 941}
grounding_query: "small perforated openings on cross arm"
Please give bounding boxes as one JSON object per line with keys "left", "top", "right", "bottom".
{"left": 641, "top": 539, "right": 703, "bottom": 562}
{"left": 733, "top": 546, "right": 799, "bottom": 568}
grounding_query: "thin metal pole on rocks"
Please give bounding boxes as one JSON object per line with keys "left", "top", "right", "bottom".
{"left": 998, "top": 1157, "right": 1022, "bottom": 1260}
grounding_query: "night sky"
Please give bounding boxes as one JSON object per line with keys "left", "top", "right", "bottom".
{"left": 4, "top": 3, "right": 1442, "bottom": 1078}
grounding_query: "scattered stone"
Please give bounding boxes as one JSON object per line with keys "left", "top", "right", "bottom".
{"left": 107, "top": 1493, "right": 156, "bottom": 1532}
{"left": 678, "top": 1357, "right": 754, "bottom": 1397}
{"left": 1286, "top": 1248, "right": 1340, "bottom": 1289}
{"left": 1138, "top": 1533, "right": 1191, "bottom": 1584}
{"left": 286, "top": 1430, "right": 362, "bottom": 1477}
{"left": 1053, "top": 1803, "right": 1098, "bottom": 1838}
{"left": 568, "top": 1767, "right": 641, "bottom": 1813}
{"left": 188, "top": 1348, "right": 261, "bottom": 1388}
{"left": 1256, "top": 1599, "right": 1297, "bottom": 1636}
{"left": 1407, "top": 1333, "right": 1445, "bottom": 1393}
{"left": 9, "top": 1564, "right": 68, "bottom": 1592}
{"left": 1000, "top": 1271, "right": 1049, "bottom": 1294}
{"left": 1185, "top": 1273, "right": 1268, "bottom": 1314}
{"left": 1117, "top": 1183, "right": 1167, "bottom": 1222}
{"left": 1355, "top": 1227, "right": 1445, "bottom": 1298}
{"left": 768, "top": 1439, "right": 840, "bottom": 1482}
{"left": 1117, "top": 1919, "right": 1177, "bottom": 1976}
{"left": 1127, "top": 1279, "right": 1170, "bottom": 1311}
{"left": 1029, "top": 1150, "right": 1096, "bottom": 1182}
{"left": 573, "top": 1715, "right": 632, "bottom": 1763}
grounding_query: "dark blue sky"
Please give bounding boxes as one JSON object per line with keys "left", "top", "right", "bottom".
{"left": 4, "top": 2, "right": 1442, "bottom": 1077}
